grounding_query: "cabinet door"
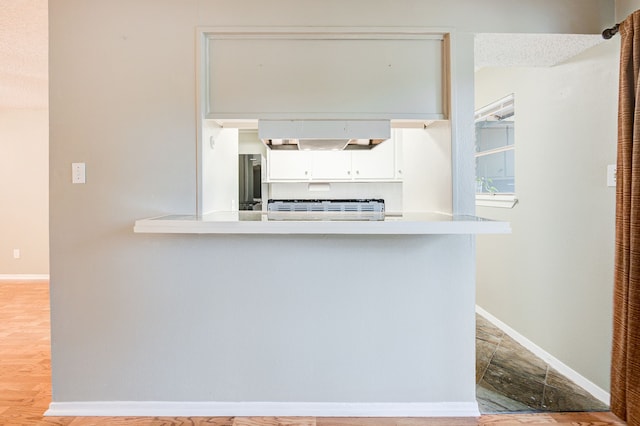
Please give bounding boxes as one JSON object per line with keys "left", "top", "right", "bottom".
{"left": 394, "top": 131, "right": 404, "bottom": 180}
{"left": 268, "top": 151, "right": 312, "bottom": 180}
{"left": 312, "top": 151, "right": 352, "bottom": 180}
{"left": 205, "top": 31, "right": 445, "bottom": 120}
{"left": 351, "top": 139, "right": 395, "bottom": 179}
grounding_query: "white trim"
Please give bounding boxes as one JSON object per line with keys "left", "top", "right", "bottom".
{"left": 474, "top": 93, "right": 515, "bottom": 122}
{"left": 0, "top": 274, "right": 49, "bottom": 281}
{"left": 475, "top": 306, "right": 610, "bottom": 405}
{"left": 45, "top": 401, "right": 480, "bottom": 418}
{"left": 475, "top": 194, "right": 518, "bottom": 209}
{"left": 198, "top": 26, "right": 450, "bottom": 38}
{"left": 475, "top": 145, "right": 514, "bottom": 158}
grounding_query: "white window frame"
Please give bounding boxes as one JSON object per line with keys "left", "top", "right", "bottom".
{"left": 475, "top": 94, "right": 518, "bottom": 209}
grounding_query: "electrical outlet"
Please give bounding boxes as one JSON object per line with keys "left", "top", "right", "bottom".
{"left": 607, "top": 164, "right": 617, "bottom": 187}
{"left": 13, "top": 249, "right": 20, "bottom": 259}
{"left": 72, "top": 162, "right": 86, "bottom": 184}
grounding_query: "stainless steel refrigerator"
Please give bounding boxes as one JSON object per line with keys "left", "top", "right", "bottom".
{"left": 238, "top": 154, "right": 262, "bottom": 211}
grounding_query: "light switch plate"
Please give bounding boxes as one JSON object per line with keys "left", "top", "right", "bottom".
{"left": 607, "top": 164, "right": 617, "bottom": 187}
{"left": 72, "top": 162, "right": 86, "bottom": 184}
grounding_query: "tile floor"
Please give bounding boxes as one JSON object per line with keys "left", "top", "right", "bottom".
{"left": 476, "top": 314, "right": 610, "bottom": 413}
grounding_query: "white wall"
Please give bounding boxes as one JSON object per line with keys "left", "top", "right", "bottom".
{"left": 401, "top": 125, "right": 452, "bottom": 213}
{"left": 48, "top": 0, "right": 613, "bottom": 409}
{"left": 0, "top": 108, "right": 48, "bottom": 275}
{"left": 201, "top": 121, "right": 239, "bottom": 213}
{"left": 475, "top": 39, "right": 619, "bottom": 391}
{"left": 0, "top": 0, "right": 48, "bottom": 276}
{"left": 238, "top": 130, "right": 267, "bottom": 156}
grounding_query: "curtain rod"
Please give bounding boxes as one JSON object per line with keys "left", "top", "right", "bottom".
{"left": 603, "top": 23, "right": 620, "bottom": 39}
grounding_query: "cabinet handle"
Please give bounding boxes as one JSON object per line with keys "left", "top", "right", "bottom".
{"left": 356, "top": 170, "right": 360, "bottom": 175}
{"left": 347, "top": 170, "right": 351, "bottom": 175}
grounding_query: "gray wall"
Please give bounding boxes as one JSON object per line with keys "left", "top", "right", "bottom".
{"left": 616, "top": 0, "right": 640, "bottom": 20}
{"left": 49, "top": 0, "right": 613, "bottom": 404}
{"left": 475, "top": 39, "right": 619, "bottom": 391}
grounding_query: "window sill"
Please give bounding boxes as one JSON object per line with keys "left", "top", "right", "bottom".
{"left": 476, "top": 194, "right": 518, "bottom": 209}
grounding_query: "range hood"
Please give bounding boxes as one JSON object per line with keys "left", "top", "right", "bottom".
{"left": 258, "top": 120, "right": 391, "bottom": 151}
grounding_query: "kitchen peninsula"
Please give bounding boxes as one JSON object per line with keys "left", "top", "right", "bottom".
{"left": 118, "top": 27, "right": 505, "bottom": 418}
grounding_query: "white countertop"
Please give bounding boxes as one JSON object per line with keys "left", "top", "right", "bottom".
{"left": 134, "top": 211, "right": 510, "bottom": 235}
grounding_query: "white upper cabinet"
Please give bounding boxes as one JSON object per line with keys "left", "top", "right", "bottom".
{"left": 267, "top": 151, "right": 312, "bottom": 180}
{"left": 351, "top": 139, "right": 396, "bottom": 180}
{"left": 202, "top": 28, "right": 446, "bottom": 121}
{"left": 311, "top": 151, "right": 352, "bottom": 180}
{"left": 266, "top": 136, "right": 402, "bottom": 182}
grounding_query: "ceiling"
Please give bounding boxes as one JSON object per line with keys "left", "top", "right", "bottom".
{"left": 475, "top": 33, "right": 605, "bottom": 69}
{"left": 0, "top": 1, "right": 606, "bottom": 110}
{"left": 0, "top": 0, "right": 48, "bottom": 109}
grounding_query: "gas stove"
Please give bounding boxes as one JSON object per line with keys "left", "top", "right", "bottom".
{"left": 266, "top": 199, "right": 385, "bottom": 221}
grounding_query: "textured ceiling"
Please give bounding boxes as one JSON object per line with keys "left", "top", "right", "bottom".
{"left": 0, "top": 2, "right": 607, "bottom": 109}
{"left": 475, "top": 33, "right": 604, "bottom": 69}
{"left": 0, "top": 0, "right": 48, "bottom": 109}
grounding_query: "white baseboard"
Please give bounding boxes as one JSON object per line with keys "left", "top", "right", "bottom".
{"left": 476, "top": 305, "right": 610, "bottom": 405}
{"left": 0, "top": 274, "right": 49, "bottom": 281}
{"left": 45, "top": 401, "right": 480, "bottom": 418}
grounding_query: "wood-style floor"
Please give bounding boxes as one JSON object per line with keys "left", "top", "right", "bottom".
{"left": 0, "top": 281, "right": 626, "bottom": 426}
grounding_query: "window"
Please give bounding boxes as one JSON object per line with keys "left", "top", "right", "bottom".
{"left": 475, "top": 94, "right": 517, "bottom": 208}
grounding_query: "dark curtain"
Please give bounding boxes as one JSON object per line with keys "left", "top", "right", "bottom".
{"left": 611, "top": 9, "right": 640, "bottom": 425}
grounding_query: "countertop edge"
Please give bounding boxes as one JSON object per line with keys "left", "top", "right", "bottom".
{"left": 133, "top": 212, "right": 511, "bottom": 235}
